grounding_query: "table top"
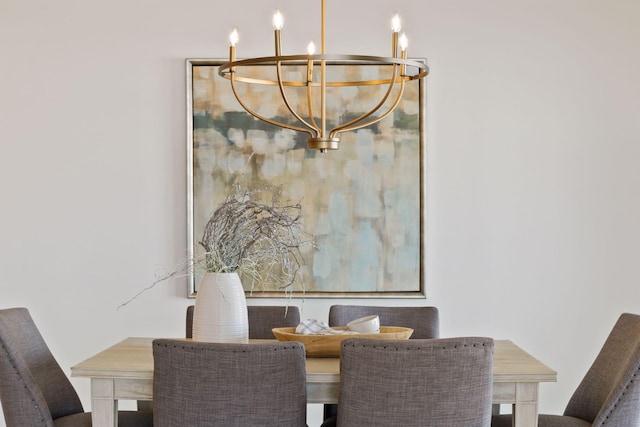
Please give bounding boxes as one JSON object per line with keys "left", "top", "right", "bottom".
{"left": 71, "top": 337, "right": 556, "bottom": 384}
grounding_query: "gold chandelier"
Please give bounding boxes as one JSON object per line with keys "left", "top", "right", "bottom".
{"left": 218, "top": 0, "right": 428, "bottom": 153}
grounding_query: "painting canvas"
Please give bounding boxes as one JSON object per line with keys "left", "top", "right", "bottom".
{"left": 187, "top": 58, "right": 426, "bottom": 297}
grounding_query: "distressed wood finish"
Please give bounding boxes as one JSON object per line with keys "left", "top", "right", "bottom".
{"left": 72, "top": 338, "right": 556, "bottom": 427}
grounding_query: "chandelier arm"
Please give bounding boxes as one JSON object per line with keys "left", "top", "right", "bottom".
{"left": 229, "top": 72, "right": 314, "bottom": 136}
{"left": 275, "top": 61, "right": 320, "bottom": 135}
{"left": 329, "top": 63, "right": 400, "bottom": 136}
{"left": 305, "top": 58, "right": 320, "bottom": 132}
{"left": 331, "top": 76, "right": 406, "bottom": 138}
{"left": 306, "top": 80, "right": 320, "bottom": 134}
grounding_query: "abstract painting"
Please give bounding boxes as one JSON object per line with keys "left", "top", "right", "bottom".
{"left": 187, "top": 58, "right": 426, "bottom": 297}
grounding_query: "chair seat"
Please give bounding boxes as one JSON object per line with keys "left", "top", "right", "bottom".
{"left": 492, "top": 414, "right": 591, "bottom": 427}
{"left": 52, "top": 411, "right": 153, "bottom": 427}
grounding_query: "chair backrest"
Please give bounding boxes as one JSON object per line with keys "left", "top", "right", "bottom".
{"left": 0, "top": 307, "right": 84, "bottom": 427}
{"left": 152, "top": 339, "right": 307, "bottom": 427}
{"left": 186, "top": 305, "right": 300, "bottom": 339}
{"left": 336, "top": 337, "right": 494, "bottom": 427}
{"left": 564, "top": 312, "right": 640, "bottom": 426}
{"left": 328, "top": 305, "right": 439, "bottom": 339}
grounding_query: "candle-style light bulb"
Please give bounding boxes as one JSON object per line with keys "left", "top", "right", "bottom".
{"left": 399, "top": 33, "right": 408, "bottom": 51}
{"left": 391, "top": 14, "right": 401, "bottom": 32}
{"left": 306, "top": 41, "right": 315, "bottom": 82}
{"left": 273, "top": 10, "right": 284, "bottom": 30}
{"left": 399, "top": 32, "right": 408, "bottom": 75}
{"left": 307, "top": 41, "right": 316, "bottom": 55}
{"left": 229, "top": 28, "right": 239, "bottom": 68}
{"left": 229, "top": 28, "right": 239, "bottom": 47}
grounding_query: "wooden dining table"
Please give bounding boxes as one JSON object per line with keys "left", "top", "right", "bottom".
{"left": 71, "top": 337, "right": 556, "bottom": 427}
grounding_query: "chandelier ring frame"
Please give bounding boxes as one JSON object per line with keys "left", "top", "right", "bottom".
{"left": 218, "top": 54, "right": 429, "bottom": 87}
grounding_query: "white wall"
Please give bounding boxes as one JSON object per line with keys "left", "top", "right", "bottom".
{"left": 1, "top": 0, "right": 639, "bottom": 425}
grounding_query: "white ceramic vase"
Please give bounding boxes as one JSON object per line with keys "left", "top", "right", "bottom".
{"left": 192, "top": 272, "right": 249, "bottom": 343}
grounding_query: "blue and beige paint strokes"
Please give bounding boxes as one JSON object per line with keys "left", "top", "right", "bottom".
{"left": 192, "top": 64, "right": 421, "bottom": 294}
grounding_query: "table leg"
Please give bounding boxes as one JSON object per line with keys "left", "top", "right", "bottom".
{"left": 512, "top": 383, "right": 539, "bottom": 427}
{"left": 91, "top": 378, "right": 118, "bottom": 427}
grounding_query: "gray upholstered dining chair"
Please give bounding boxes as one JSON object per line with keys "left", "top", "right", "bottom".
{"left": 492, "top": 312, "right": 640, "bottom": 427}
{"left": 324, "top": 304, "right": 440, "bottom": 420}
{"left": 328, "top": 305, "right": 440, "bottom": 339}
{"left": 186, "top": 304, "right": 300, "bottom": 339}
{"left": 152, "top": 338, "right": 307, "bottom": 427}
{"left": 0, "top": 307, "right": 153, "bottom": 427}
{"left": 321, "top": 337, "right": 495, "bottom": 427}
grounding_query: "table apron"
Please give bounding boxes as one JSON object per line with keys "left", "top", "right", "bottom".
{"left": 307, "top": 382, "right": 339, "bottom": 404}
{"left": 94, "top": 378, "right": 154, "bottom": 401}
{"left": 96, "top": 378, "right": 538, "bottom": 407}
{"left": 493, "top": 382, "right": 539, "bottom": 404}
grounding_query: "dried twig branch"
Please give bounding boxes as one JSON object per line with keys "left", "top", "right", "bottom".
{"left": 118, "top": 180, "right": 314, "bottom": 309}
{"left": 199, "top": 183, "right": 313, "bottom": 291}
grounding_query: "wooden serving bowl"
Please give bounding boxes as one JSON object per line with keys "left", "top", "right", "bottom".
{"left": 272, "top": 326, "right": 414, "bottom": 357}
